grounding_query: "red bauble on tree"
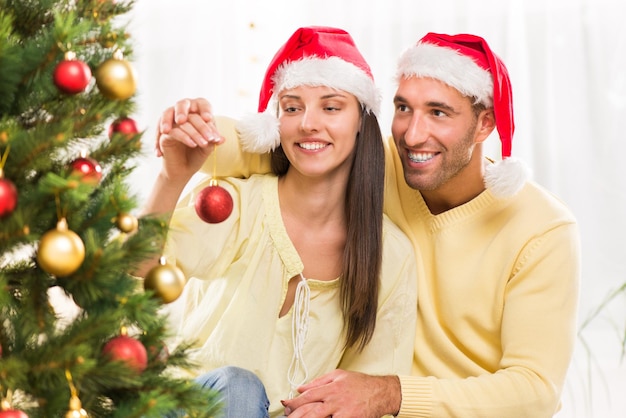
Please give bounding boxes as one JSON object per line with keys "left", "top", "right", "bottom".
{"left": 108, "top": 117, "right": 138, "bottom": 140}
{"left": 0, "top": 396, "right": 28, "bottom": 418}
{"left": 69, "top": 155, "right": 102, "bottom": 185}
{"left": 53, "top": 51, "right": 92, "bottom": 95}
{"left": 0, "top": 410, "right": 28, "bottom": 418}
{"left": 195, "top": 180, "right": 233, "bottom": 224}
{"left": 0, "top": 176, "right": 17, "bottom": 218}
{"left": 102, "top": 334, "right": 148, "bottom": 373}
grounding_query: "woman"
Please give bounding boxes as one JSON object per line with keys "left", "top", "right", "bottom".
{"left": 139, "top": 26, "right": 417, "bottom": 418}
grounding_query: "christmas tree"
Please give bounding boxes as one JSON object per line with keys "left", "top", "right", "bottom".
{"left": 0, "top": 1, "right": 221, "bottom": 416}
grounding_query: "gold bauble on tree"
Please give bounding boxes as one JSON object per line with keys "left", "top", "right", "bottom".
{"left": 114, "top": 212, "right": 138, "bottom": 233}
{"left": 144, "top": 257, "right": 186, "bottom": 304}
{"left": 95, "top": 49, "right": 137, "bottom": 100}
{"left": 37, "top": 218, "right": 85, "bottom": 277}
{"left": 65, "top": 394, "right": 88, "bottom": 418}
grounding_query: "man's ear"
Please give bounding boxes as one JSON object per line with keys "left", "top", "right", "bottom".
{"left": 475, "top": 109, "right": 496, "bottom": 144}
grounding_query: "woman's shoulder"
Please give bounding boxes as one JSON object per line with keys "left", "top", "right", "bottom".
{"left": 381, "top": 214, "right": 416, "bottom": 266}
{"left": 382, "top": 214, "right": 413, "bottom": 247}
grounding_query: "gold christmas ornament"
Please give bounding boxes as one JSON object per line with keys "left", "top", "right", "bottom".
{"left": 144, "top": 257, "right": 186, "bottom": 304}
{"left": 65, "top": 394, "right": 89, "bottom": 418}
{"left": 37, "top": 218, "right": 85, "bottom": 277}
{"left": 65, "top": 370, "right": 89, "bottom": 418}
{"left": 115, "top": 212, "right": 138, "bottom": 233}
{"left": 95, "top": 50, "right": 137, "bottom": 100}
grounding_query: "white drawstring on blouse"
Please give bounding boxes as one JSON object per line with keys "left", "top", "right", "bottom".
{"left": 287, "top": 273, "right": 311, "bottom": 398}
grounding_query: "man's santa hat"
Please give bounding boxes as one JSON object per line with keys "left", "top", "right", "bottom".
{"left": 236, "top": 26, "right": 381, "bottom": 153}
{"left": 396, "top": 32, "right": 529, "bottom": 197}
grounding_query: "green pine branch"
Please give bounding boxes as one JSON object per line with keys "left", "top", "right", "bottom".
{"left": 0, "top": 1, "right": 221, "bottom": 416}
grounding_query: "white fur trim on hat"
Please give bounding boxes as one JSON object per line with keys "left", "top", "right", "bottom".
{"left": 237, "top": 56, "right": 381, "bottom": 154}
{"left": 273, "top": 56, "right": 381, "bottom": 116}
{"left": 484, "top": 157, "right": 530, "bottom": 198}
{"left": 396, "top": 43, "right": 494, "bottom": 107}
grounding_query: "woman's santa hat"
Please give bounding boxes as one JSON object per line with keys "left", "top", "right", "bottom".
{"left": 396, "top": 32, "right": 529, "bottom": 197}
{"left": 236, "top": 26, "right": 381, "bottom": 153}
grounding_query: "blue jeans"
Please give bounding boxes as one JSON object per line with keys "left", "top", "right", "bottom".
{"left": 196, "top": 366, "right": 270, "bottom": 418}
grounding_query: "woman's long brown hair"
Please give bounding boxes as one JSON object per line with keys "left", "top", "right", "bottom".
{"left": 270, "top": 110, "right": 384, "bottom": 351}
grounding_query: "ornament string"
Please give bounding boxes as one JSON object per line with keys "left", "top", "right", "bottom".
{"left": 210, "top": 146, "right": 218, "bottom": 186}
{"left": 65, "top": 369, "right": 78, "bottom": 398}
{"left": 54, "top": 191, "right": 66, "bottom": 222}
{"left": 0, "top": 145, "right": 9, "bottom": 170}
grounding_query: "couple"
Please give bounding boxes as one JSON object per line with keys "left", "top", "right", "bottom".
{"left": 142, "top": 26, "right": 581, "bottom": 418}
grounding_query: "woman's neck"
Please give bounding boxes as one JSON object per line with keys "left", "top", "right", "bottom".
{"left": 277, "top": 172, "right": 348, "bottom": 226}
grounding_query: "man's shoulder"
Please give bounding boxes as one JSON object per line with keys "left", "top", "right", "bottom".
{"left": 506, "top": 181, "right": 578, "bottom": 229}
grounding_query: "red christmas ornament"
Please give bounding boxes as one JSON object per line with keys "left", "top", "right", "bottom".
{"left": 0, "top": 177, "right": 17, "bottom": 217}
{"left": 102, "top": 334, "right": 148, "bottom": 373}
{"left": 195, "top": 180, "right": 233, "bottom": 223}
{"left": 108, "top": 117, "right": 138, "bottom": 140}
{"left": 0, "top": 410, "right": 28, "bottom": 418}
{"left": 53, "top": 52, "right": 92, "bottom": 95}
{"left": 70, "top": 156, "right": 102, "bottom": 185}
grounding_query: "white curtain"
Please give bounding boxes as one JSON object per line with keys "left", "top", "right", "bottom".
{"left": 128, "top": 1, "right": 626, "bottom": 416}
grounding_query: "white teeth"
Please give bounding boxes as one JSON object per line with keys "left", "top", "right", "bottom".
{"left": 298, "top": 142, "right": 327, "bottom": 150}
{"left": 408, "top": 152, "right": 435, "bottom": 163}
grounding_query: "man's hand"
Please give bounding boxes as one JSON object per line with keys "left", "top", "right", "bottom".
{"left": 281, "top": 370, "right": 401, "bottom": 418}
{"left": 155, "top": 97, "right": 220, "bottom": 157}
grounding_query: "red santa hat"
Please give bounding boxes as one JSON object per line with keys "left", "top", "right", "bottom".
{"left": 237, "top": 26, "right": 381, "bottom": 153}
{"left": 396, "top": 32, "right": 529, "bottom": 197}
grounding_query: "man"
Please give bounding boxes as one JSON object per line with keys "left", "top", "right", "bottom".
{"left": 155, "top": 33, "right": 581, "bottom": 417}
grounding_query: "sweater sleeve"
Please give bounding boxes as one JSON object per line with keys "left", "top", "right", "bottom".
{"left": 337, "top": 219, "right": 418, "bottom": 376}
{"left": 397, "top": 221, "right": 581, "bottom": 418}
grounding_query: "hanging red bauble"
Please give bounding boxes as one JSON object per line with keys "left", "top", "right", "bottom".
{"left": 102, "top": 334, "right": 148, "bottom": 373}
{"left": 108, "top": 117, "right": 138, "bottom": 140}
{"left": 194, "top": 180, "right": 233, "bottom": 224}
{"left": 0, "top": 176, "right": 18, "bottom": 218}
{"left": 70, "top": 156, "right": 102, "bottom": 185}
{"left": 53, "top": 51, "right": 92, "bottom": 95}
